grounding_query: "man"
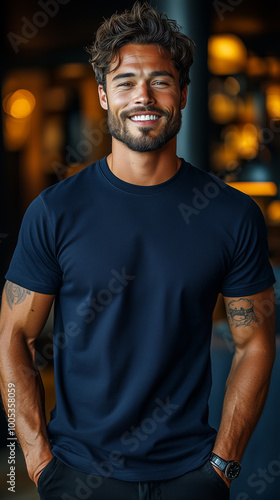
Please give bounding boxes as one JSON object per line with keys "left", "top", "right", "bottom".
{"left": 0, "top": 2, "right": 276, "bottom": 500}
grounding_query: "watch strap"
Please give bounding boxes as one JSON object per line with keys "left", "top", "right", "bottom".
{"left": 210, "top": 452, "right": 228, "bottom": 472}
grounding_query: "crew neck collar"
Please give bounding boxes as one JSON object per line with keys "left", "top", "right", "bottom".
{"left": 98, "top": 156, "right": 188, "bottom": 195}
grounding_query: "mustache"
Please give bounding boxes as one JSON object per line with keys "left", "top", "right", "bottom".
{"left": 121, "top": 107, "right": 169, "bottom": 119}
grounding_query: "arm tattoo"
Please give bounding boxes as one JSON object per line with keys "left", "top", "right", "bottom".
{"left": 5, "top": 281, "right": 31, "bottom": 311}
{"left": 226, "top": 298, "right": 260, "bottom": 327}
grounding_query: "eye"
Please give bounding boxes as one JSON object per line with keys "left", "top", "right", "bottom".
{"left": 153, "top": 81, "right": 169, "bottom": 86}
{"left": 118, "top": 82, "right": 133, "bottom": 87}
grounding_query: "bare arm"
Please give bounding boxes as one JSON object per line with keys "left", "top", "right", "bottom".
{"left": 212, "top": 286, "right": 276, "bottom": 485}
{"left": 0, "top": 281, "right": 55, "bottom": 485}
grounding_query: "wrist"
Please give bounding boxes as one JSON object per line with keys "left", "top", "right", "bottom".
{"left": 24, "top": 441, "right": 53, "bottom": 481}
{"left": 27, "top": 449, "right": 53, "bottom": 484}
{"left": 212, "top": 440, "right": 242, "bottom": 463}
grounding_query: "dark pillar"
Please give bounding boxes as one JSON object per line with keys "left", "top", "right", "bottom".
{"left": 150, "top": 0, "right": 210, "bottom": 170}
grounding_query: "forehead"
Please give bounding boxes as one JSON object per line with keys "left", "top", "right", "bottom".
{"left": 108, "top": 44, "right": 178, "bottom": 79}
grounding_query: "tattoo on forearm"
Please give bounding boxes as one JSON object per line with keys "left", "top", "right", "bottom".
{"left": 226, "top": 298, "right": 260, "bottom": 327}
{"left": 5, "top": 281, "right": 31, "bottom": 311}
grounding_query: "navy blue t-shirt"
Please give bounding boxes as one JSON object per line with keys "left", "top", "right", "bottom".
{"left": 6, "top": 158, "right": 275, "bottom": 481}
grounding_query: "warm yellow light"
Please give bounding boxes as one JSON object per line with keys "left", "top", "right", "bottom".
{"left": 266, "top": 57, "right": 280, "bottom": 78}
{"left": 3, "top": 89, "right": 36, "bottom": 119}
{"left": 267, "top": 95, "right": 280, "bottom": 118}
{"left": 208, "top": 34, "right": 247, "bottom": 75}
{"left": 238, "top": 124, "right": 259, "bottom": 159}
{"left": 236, "top": 94, "right": 255, "bottom": 122}
{"left": 246, "top": 56, "right": 267, "bottom": 77}
{"left": 266, "top": 85, "right": 280, "bottom": 118}
{"left": 208, "top": 93, "right": 236, "bottom": 124}
{"left": 210, "top": 143, "right": 238, "bottom": 170}
{"left": 267, "top": 200, "right": 280, "bottom": 223}
{"left": 10, "top": 98, "right": 32, "bottom": 118}
{"left": 56, "top": 63, "right": 88, "bottom": 79}
{"left": 3, "top": 115, "right": 31, "bottom": 151}
{"left": 223, "top": 123, "right": 259, "bottom": 160}
{"left": 228, "top": 182, "right": 277, "bottom": 196}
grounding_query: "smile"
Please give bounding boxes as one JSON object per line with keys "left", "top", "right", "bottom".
{"left": 130, "top": 115, "right": 159, "bottom": 122}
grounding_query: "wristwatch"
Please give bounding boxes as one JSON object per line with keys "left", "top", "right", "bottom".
{"left": 210, "top": 452, "right": 241, "bottom": 480}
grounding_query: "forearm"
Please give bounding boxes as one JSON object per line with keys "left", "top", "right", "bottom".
{"left": 0, "top": 330, "right": 52, "bottom": 480}
{"left": 213, "top": 347, "right": 275, "bottom": 461}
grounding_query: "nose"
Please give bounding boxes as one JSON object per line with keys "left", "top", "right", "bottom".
{"left": 134, "top": 82, "right": 155, "bottom": 106}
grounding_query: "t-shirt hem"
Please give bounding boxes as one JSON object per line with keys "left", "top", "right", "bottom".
{"left": 52, "top": 453, "right": 209, "bottom": 482}
{"left": 4, "top": 272, "right": 58, "bottom": 295}
{"left": 221, "top": 275, "right": 276, "bottom": 297}
{"left": 50, "top": 443, "right": 213, "bottom": 482}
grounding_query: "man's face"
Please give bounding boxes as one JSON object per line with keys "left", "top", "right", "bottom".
{"left": 98, "top": 44, "right": 188, "bottom": 153}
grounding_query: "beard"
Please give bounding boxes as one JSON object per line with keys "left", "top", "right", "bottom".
{"left": 107, "top": 105, "right": 182, "bottom": 152}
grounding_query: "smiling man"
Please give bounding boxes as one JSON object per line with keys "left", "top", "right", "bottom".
{"left": 0, "top": 2, "right": 276, "bottom": 500}
{"left": 101, "top": 44, "right": 186, "bottom": 156}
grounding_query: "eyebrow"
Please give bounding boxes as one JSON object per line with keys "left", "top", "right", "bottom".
{"left": 111, "top": 71, "right": 175, "bottom": 82}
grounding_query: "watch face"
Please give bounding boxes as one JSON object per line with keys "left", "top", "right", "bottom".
{"left": 225, "top": 461, "right": 241, "bottom": 479}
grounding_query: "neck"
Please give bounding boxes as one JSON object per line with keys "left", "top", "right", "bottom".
{"left": 107, "top": 139, "right": 180, "bottom": 186}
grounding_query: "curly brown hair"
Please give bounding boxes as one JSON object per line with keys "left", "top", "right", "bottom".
{"left": 87, "top": 1, "right": 195, "bottom": 91}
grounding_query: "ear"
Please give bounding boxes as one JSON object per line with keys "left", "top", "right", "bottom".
{"left": 180, "top": 85, "right": 188, "bottom": 110}
{"left": 98, "top": 85, "right": 108, "bottom": 110}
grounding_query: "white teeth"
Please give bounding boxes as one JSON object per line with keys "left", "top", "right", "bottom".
{"left": 131, "top": 115, "right": 159, "bottom": 121}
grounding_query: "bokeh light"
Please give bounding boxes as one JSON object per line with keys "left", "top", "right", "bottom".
{"left": 3, "top": 89, "right": 36, "bottom": 119}
{"left": 208, "top": 34, "right": 247, "bottom": 75}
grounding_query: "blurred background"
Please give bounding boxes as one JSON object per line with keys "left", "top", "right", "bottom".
{"left": 0, "top": 0, "right": 280, "bottom": 498}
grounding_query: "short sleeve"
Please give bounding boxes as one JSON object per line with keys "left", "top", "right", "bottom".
{"left": 5, "top": 195, "right": 62, "bottom": 294}
{"left": 221, "top": 198, "right": 275, "bottom": 297}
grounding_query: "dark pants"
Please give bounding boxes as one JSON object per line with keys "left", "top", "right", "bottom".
{"left": 37, "top": 456, "right": 230, "bottom": 500}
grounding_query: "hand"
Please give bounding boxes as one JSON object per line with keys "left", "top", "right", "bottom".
{"left": 211, "top": 464, "right": 231, "bottom": 489}
{"left": 26, "top": 449, "right": 54, "bottom": 486}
